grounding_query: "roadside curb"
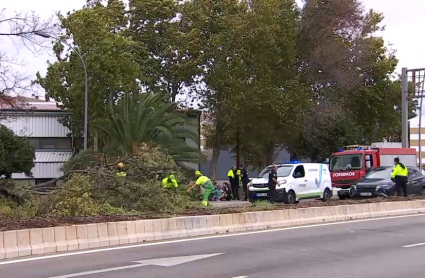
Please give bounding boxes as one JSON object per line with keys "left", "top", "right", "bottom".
{"left": 0, "top": 200, "right": 424, "bottom": 260}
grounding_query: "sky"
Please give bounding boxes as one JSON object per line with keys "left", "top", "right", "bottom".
{"left": 2, "top": 0, "right": 425, "bottom": 98}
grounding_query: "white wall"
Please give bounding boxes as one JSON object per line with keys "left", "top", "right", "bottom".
{"left": 2, "top": 115, "right": 69, "bottom": 137}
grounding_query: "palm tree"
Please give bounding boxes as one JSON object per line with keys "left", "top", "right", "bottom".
{"left": 95, "top": 93, "right": 203, "bottom": 165}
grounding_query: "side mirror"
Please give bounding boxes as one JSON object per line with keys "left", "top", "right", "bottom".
{"left": 325, "top": 158, "right": 330, "bottom": 163}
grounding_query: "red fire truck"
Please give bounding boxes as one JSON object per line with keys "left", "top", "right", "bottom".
{"left": 330, "top": 142, "right": 417, "bottom": 199}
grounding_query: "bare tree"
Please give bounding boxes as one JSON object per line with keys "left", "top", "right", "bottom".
{"left": 0, "top": 8, "right": 57, "bottom": 107}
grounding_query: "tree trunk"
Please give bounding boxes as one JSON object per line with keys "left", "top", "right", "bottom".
{"left": 266, "top": 141, "right": 275, "bottom": 166}
{"left": 93, "top": 130, "right": 98, "bottom": 152}
{"left": 210, "top": 119, "right": 225, "bottom": 180}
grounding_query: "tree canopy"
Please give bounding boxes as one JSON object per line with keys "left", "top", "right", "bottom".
{"left": 0, "top": 125, "right": 35, "bottom": 179}
{"left": 34, "top": 0, "right": 416, "bottom": 175}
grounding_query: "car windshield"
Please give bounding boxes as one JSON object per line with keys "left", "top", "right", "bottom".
{"left": 330, "top": 154, "right": 363, "bottom": 171}
{"left": 257, "top": 165, "right": 294, "bottom": 178}
{"left": 364, "top": 168, "right": 392, "bottom": 179}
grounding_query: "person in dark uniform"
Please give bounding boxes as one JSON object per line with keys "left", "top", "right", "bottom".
{"left": 391, "top": 157, "right": 409, "bottom": 197}
{"left": 228, "top": 165, "right": 240, "bottom": 200}
{"left": 268, "top": 164, "right": 278, "bottom": 203}
{"left": 240, "top": 165, "right": 249, "bottom": 201}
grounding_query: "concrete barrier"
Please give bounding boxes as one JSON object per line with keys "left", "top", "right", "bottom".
{"left": 42, "top": 228, "right": 56, "bottom": 254}
{"left": 76, "top": 225, "right": 89, "bottom": 250}
{"left": 97, "top": 223, "right": 110, "bottom": 247}
{"left": 16, "top": 230, "right": 31, "bottom": 257}
{"left": 65, "top": 226, "right": 78, "bottom": 251}
{"left": 87, "top": 224, "right": 100, "bottom": 249}
{"left": 54, "top": 227, "right": 67, "bottom": 252}
{"left": 30, "top": 229, "right": 44, "bottom": 255}
{"left": 4, "top": 231, "right": 18, "bottom": 259}
{"left": 0, "top": 232, "right": 4, "bottom": 259}
{"left": 1, "top": 200, "right": 425, "bottom": 261}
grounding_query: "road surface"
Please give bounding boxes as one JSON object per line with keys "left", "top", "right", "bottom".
{"left": 2, "top": 214, "right": 425, "bottom": 278}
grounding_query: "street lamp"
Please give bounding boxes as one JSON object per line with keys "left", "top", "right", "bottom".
{"left": 35, "top": 32, "right": 89, "bottom": 150}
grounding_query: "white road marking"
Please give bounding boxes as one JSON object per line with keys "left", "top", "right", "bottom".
{"left": 231, "top": 276, "right": 248, "bottom": 278}
{"left": 48, "top": 264, "right": 145, "bottom": 278}
{"left": 132, "top": 253, "right": 223, "bottom": 267}
{"left": 1, "top": 213, "right": 424, "bottom": 266}
{"left": 403, "top": 242, "right": 425, "bottom": 248}
{"left": 47, "top": 253, "right": 224, "bottom": 278}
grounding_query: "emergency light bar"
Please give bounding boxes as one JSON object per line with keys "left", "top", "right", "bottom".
{"left": 283, "top": 160, "right": 300, "bottom": 164}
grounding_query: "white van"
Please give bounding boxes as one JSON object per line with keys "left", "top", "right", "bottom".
{"left": 248, "top": 163, "right": 332, "bottom": 204}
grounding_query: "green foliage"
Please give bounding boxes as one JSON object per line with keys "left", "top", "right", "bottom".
{"left": 0, "top": 125, "right": 35, "bottom": 179}
{"left": 252, "top": 200, "right": 276, "bottom": 208}
{"left": 286, "top": 1, "right": 417, "bottom": 161}
{"left": 95, "top": 93, "right": 204, "bottom": 165}
{"left": 100, "top": 180, "right": 198, "bottom": 213}
{"left": 58, "top": 143, "right": 198, "bottom": 214}
{"left": 34, "top": 0, "right": 415, "bottom": 173}
{"left": 0, "top": 198, "right": 41, "bottom": 219}
{"left": 35, "top": 0, "right": 142, "bottom": 139}
{"left": 128, "top": 0, "right": 200, "bottom": 101}
{"left": 192, "top": 0, "right": 309, "bottom": 170}
{"left": 62, "top": 149, "right": 102, "bottom": 174}
{"left": 51, "top": 174, "right": 124, "bottom": 217}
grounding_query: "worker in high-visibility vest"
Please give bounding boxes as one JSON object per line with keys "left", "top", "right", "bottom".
{"left": 227, "top": 166, "right": 240, "bottom": 200}
{"left": 391, "top": 157, "right": 409, "bottom": 197}
{"left": 162, "top": 174, "right": 179, "bottom": 191}
{"left": 187, "top": 171, "right": 214, "bottom": 206}
{"left": 116, "top": 162, "right": 127, "bottom": 177}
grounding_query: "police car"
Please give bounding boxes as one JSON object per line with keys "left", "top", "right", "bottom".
{"left": 248, "top": 162, "right": 332, "bottom": 204}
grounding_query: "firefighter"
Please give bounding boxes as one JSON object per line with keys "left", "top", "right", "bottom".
{"left": 162, "top": 174, "right": 179, "bottom": 191}
{"left": 116, "top": 162, "right": 126, "bottom": 177}
{"left": 391, "top": 157, "right": 408, "bottom": 197}
{"left": 187, "top": 171, "right": 214, "bottom": 206}
{"left": 228, "top": 165, "right": 240, "bottom": 200}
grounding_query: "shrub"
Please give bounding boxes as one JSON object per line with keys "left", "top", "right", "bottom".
{"left": 51, "top": 174, "right": 124, "bottom": 217}
{"left": 0, "top": 197, "right": 41, "bottom": 219}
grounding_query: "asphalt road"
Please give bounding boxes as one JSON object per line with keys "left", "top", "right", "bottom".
{"left": 2, "top": 214, "right": 425, "bottom": 278}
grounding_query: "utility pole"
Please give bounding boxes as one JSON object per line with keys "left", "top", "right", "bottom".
{"left": 401, "top": 67, "right": 409, "bottom": 148}
{"left": 236, "top": 126, "right": 240, "bottom": 168}
{"left": 35, "top": 32, "right": 89, "bottom": 150}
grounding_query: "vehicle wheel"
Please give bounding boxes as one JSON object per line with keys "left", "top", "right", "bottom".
{"left": 283, "top": 190, "right": 296, "bottom": 204}
{"left": 322, "top": 188, "right": 332, "bottom": 202}
{"left": 338, "top": 195, "right": 346, "bottom": 200}
{"left": 421, "top": 187, "right": 425, "bottom": 196}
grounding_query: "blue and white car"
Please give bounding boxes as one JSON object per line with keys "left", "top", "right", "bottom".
{"left": 248, "top": 163, "right": 332, "bottom": 204}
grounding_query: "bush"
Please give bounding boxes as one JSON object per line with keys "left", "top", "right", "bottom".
{"left": 0, "top": 197, "right": 41, "bottom": 219}
{"left": 51, "top": 174, "right": 124, "bottom": 217}
{"left": 0, "top": 143, "right": 203, "bottom": 220}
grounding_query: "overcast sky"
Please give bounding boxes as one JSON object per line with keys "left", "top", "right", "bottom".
{"left": 2, "top": 0, "right": 425, "bottom": 97}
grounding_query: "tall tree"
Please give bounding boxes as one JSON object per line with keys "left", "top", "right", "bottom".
{"left": 35, "top": 0, "right": 142, "bottom": 142}
{"left": 201, "top": 0, "right": 310, "bottom": 170}
{"left": 128, "top": 0, "right": 201, "bottom": 103}
{"left": 292, "top": 2, "right": 417, "bottom": 160}
{"left": 179, "top": 0, "right": 247, "bottom": 178}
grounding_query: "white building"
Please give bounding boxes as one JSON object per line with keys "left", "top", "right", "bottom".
{"left": 409, "top": 115, "right": 425, "bottom": 166}
{"left": 0, "top": 97, "right": 73, "bottom": 185}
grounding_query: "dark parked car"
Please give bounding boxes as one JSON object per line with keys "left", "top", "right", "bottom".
{"left": 350, "top": 166, "right": 425, "bottom": 198}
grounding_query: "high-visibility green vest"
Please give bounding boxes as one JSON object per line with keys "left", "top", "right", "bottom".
{"left": 117, "top": 171, "right": 126, "bottom": 177}
{"left": 162, "top": 177, "right": 178, "bottom": 188}
{"left": 391, "top": 164, "right": 408, "bottom": 178}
